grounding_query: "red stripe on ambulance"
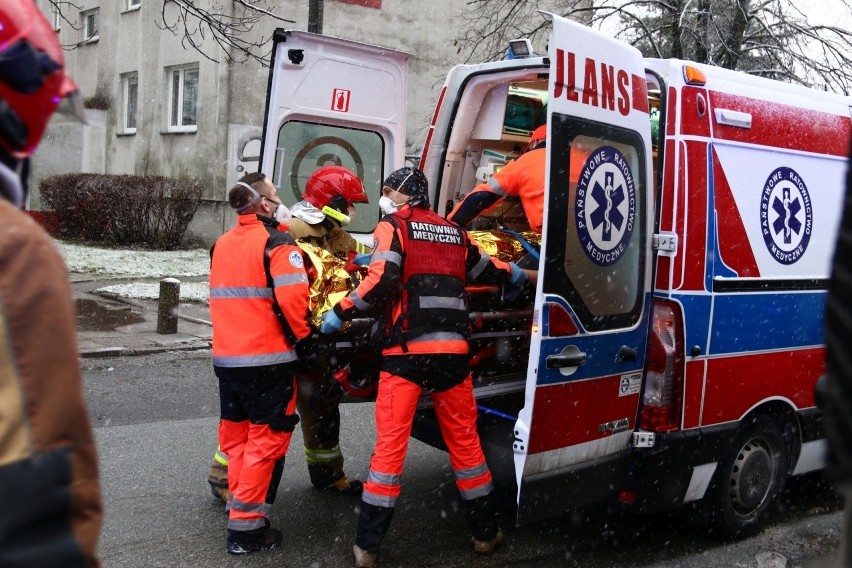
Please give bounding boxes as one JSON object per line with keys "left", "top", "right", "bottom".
{"left": 710, "top": 91, "right": 852, "bottom": 156}
{"left": 527, "top": 376, "right": 639, "bottom": 454}
{"left": 702, "top": 348, "right": 824, "bottom": 424}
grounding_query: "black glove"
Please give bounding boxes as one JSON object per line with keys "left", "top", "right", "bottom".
{"left": 295, "top": 328, "right": 327, "bottom": 367}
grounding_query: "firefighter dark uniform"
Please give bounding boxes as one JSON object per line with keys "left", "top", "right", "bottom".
{"left": 322, "top": 167, "right": 526, "bottom": 567}
{"left": 289, "top": 215, "right": 368, "bottom": 493}
{"left": 448, "top": 124, "right": 547, "bottom": 233}
{"left": 210, "top": 179, "right": 313, "bottom": 554}
{"left": 208, "top": 166, "right": 369, "bottom": 499}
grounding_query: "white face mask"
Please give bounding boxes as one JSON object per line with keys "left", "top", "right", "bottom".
{"left": 379, "top": 195, "right": 398, "bottom": 215}
{"left": 273, "top": 203, "right": 291, "bottom": 224}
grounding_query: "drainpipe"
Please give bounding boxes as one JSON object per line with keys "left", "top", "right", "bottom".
{"left": 308, "top": 0, "right": 323, "bottom": 34}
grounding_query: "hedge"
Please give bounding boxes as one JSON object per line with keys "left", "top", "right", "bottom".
{"left": 40, "top": 173, "right": 203, "bottom": 250}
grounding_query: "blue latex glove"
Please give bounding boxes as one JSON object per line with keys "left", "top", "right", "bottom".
{"left": 320, "top": 309, "right": 343, "bottom": 334}
{"left": 353, "top": 253, "right": 372, "bottom": 266}
{"left": 504, "top": 262, "right": 529, "bottom": 301}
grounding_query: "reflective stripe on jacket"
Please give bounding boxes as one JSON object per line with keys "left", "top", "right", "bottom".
{"left": 210, "top": 214, "right": 311, "bottom": 367}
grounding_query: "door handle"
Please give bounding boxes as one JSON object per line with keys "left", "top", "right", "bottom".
{"left": 546, "top": 352, "right": 587, "bottom": 369}
{"left": 618, "top": 345, "right": 638, "bottom": 362}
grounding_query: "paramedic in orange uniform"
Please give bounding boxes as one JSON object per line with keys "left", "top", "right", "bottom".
{"left": 207, "top": 167, "right": 368, "bottom": 501}
{"left": 320, "top": 168, "right": 528, "bottom": 568}
{"left": 210, "top": 177, "right": 316, "bottom": 555}
{"left": 448, "top": 124, "right": 548, "bottom": 234}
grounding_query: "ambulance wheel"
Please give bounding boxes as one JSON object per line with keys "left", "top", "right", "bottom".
{"left": 710, "top": 415, "right": 789, "bottom": 538}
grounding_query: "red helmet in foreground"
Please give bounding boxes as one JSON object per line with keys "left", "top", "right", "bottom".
{"left": 304, "top": 166, "right": 369, "bottom": 214}
{"left": 0, "top": 0, "right": 80, "bottom": 160}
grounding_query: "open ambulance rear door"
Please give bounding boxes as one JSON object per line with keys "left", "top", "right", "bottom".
{"left": 513, "top": 14, "right": 655, "bottom": 524}
{"left": 259, "top": 30, "right": 410, "bottom": 236}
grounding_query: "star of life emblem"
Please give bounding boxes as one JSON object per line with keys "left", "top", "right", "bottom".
{"left": 575, "top": 145, "right": 636, "bottom": 267}
{"left": 760, "top": 166, "right": 812, "bottom": 265}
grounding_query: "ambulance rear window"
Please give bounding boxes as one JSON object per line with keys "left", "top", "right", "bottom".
{"left": 272, "top": 120, "right": 385, "bottom": 233}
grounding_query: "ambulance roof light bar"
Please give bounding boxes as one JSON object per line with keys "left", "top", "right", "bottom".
{"left": 507, "top": 38, "right": 534, "bottom": 59}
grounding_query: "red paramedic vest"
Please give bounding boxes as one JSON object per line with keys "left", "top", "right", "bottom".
{"left": 387, "top": 206, "right": 470, "bottom": 343}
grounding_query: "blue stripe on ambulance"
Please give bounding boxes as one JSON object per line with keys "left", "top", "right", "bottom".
{"left": 536, "top": 294, "right": 650, "bottom": 387}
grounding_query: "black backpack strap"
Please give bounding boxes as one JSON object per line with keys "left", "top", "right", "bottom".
{"left": 263, "top": 229, "right": 302, "bottom": 346}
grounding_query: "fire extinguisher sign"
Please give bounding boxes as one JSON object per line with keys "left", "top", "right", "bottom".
{"left": 331, "top": 88, "right": 351, "bottom": 112}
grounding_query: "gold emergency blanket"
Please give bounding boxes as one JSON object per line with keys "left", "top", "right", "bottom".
{"left": 468, "top": 230, "right": 541, "bottom": 263}
{"left": 298, "top": 230, "right": 537, "bottom": 326}
{"left": 297, "top": 241, "right": 359, "bottom": 328}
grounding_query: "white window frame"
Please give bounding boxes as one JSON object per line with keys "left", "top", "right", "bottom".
{"left": 166, "top": 64, "right": 199, "bottom": 133}
{"left": 82, "top": 8, "right": 99, "bottom": 42}
{"left": 121, "top": 72, "right": 138, "bottom": 134}
{"left": 127, "top": 0, "right": 141, "bottom": 9}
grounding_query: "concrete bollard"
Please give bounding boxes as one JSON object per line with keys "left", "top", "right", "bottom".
{"left": 157, "top": 278, "right": 180, "bottom": 335}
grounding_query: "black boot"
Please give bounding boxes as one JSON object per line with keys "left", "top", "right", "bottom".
{"left": 226, "top": 519, "right": 283, "bottom": 555}
{"left": 464, "top": 492, "right": 502, "bottom": 552}
{"left": 308, "top": 462, "right": 363, "bottom": 495}
{"left": 355, "top": 501, "right": 395, "bottom": 555}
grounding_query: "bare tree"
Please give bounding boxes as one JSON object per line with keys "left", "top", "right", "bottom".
{"left": 456, "top": 0, "right": 852, "bottom": 94}
{"left": 45, "top": 0, "right": 295, "bottom": 66}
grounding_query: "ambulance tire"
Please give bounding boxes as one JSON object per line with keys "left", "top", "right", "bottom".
{"left": 710, "top": 415, "right": 789, "bottom": 539}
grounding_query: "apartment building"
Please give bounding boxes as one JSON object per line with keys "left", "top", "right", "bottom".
{"left": 32, "top": 0, "right": 483, "bottom": 244}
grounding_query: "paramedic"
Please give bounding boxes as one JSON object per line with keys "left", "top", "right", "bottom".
{"left": 210, "top": 176, "right": 316, "bottom": 554}
{"left": 320, "top": 167, "right": 528, "bottom": 568}
{"left": 0, "top": 2, "right": 103, "bottom": 566}
{"left": 448, "top": 124, "right": 547, "bottom": 236}
{"left": 207, "top": 166, "right": 369, "bottom": 500}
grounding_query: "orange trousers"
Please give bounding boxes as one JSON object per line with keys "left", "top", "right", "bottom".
{"left": 217, "top": 369, "right": 299, "bottom": 533}
{"left": 357, "top": 372, "right": 496, "bottom": 552}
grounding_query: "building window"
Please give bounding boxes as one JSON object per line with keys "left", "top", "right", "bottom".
{"left": 121, "top": 72, "right": 138, "bottom": 134}
{"left": 82, "top": 8, "right": 99, "bottom": 42}
{"left": 128, "top": 0, "right": 141, "bottom": 7}
{"left": 167, "top": 65, "right": 199, "bottom": 132}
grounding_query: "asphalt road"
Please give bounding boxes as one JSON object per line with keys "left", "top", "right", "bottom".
{"left": 82, "top": 350, "right": 846, "bottom": 567}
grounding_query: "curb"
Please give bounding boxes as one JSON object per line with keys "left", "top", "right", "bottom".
{"left": 80, "top": 342, "right": 211, "bottom": 359}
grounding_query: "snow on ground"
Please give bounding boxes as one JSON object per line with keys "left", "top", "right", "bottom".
{"left": 57, "top": 241, "right": 210, "bottom": 278}
{"left": 56, "top": 241, "right": 211, "bottom": 302}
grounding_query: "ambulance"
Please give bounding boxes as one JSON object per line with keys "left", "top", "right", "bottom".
{"left": 258, "top": 14, "right": 852, "bottom": 537}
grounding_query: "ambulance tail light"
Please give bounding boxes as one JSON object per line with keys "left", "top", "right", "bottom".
{"left": 546, "top": 302, "right": 579, "bottom": 337}
{"left": 640, "top": 300, "right": 684, "bottom": 432}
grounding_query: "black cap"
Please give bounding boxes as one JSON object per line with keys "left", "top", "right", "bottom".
{"left": 382, "top": 167, "right": 428, "bottom": 201}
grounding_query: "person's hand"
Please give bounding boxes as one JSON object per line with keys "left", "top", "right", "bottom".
{"left": 320, "top": 310, "right": 343, "bottom": 334}
{"left": 504, "top": 262, "right": 529, "bottom": 301}
{"left": 295, "top": 330, "right": 321, "bottom": 363}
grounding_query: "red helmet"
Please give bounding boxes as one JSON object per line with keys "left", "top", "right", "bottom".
{"left": 303, "top": 166, "right": 369, "bottom": 214}
{"left": 0, "top": 0, "right": 80, "bottom": 159}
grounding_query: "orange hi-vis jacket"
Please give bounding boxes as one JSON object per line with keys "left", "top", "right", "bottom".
{"left": 448, "top": 147, "right": 546, "bottom": 233}
{"left": 210, "top": 214, "right": 312, "bottom": 367}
